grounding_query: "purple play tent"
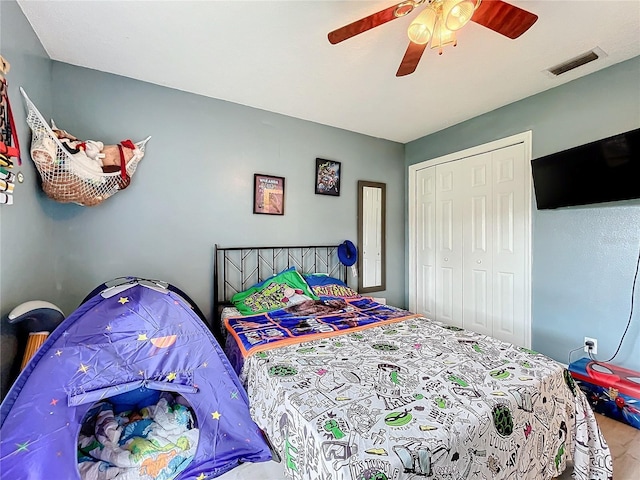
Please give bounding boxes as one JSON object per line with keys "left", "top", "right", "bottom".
{"left": 0, "top": 278, "right": 272, "bottom": 479}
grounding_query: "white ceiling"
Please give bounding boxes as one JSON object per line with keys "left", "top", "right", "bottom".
{"left": 17, "top": 0, "right": 640, "bottom": 143}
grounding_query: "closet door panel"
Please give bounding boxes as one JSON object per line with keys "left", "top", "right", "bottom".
{"left": 462, "top": 153, "right": 493, "bottom": 336}
{"left": 415, "top": 167, "right": 436, "bottom": 318}
{"left": 492, "top": 143, "right": 526, "bottom": 345}
{"left": 436, "top": 162, "right": 463, "bottom": 327}
{"left": 496, "top": 271, "right": 516, "bottom": 335}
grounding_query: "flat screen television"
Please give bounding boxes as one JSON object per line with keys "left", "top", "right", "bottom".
{"left": 531, "top": 128, "right": 640, "bottom": 209}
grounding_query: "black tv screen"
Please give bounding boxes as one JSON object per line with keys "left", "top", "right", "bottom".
{"left": 531, "top": 128, "right": 640, "bottom": 209}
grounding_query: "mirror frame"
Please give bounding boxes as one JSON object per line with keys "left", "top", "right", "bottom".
{"left": 357, "top": 180, "right": 386, "bottom": 293}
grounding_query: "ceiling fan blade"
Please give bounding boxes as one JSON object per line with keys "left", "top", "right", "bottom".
{"left": 396, "top": 41, "right": 428, "bottom": 77}
{"left": 471, "top": 0, "right": 538, "bottom": 39}
{"left": 328, "top": 1, "right": 416, "bottom": 45}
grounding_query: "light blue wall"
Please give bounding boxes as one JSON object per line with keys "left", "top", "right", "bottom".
{"left": 0, "top": 0, "right": 56, "bottom": 398}
{"left": 406, "top": 57, "right": 640, "bottom": 371}
{"left": 47, "top": 63, "right": 405, "bottom": 319}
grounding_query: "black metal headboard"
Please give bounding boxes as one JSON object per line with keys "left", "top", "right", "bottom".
{"left": 213, "top": 244, "right": 347, "bottom": 344}
{"left": 214, "top": 244, "right": 346, "bottom": 305}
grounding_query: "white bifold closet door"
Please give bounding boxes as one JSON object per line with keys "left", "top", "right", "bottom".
{"left": 413, "top": 142, "right": 529, "bottom": 347}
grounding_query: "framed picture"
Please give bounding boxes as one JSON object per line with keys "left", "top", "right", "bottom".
{"left": 253, "top": 174, "right": 285, "bottom": 215}
{"left": 315, "top": 158, "right": 341, "bottom": 196}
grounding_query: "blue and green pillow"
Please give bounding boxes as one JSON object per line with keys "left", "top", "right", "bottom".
{"left": 231, "top": 267, "right": 318, "bottom": 315}
{"left": 303, "top": 273, "right": 360, "bottom": 299}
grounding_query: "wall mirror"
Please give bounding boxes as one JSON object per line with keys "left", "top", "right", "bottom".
{"left": 357, "top": 180, "right": 386, "bottom": 293}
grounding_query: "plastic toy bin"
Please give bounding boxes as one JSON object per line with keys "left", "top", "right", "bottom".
{"left": 569, "top": 357, "right": 640, "bottom": 430}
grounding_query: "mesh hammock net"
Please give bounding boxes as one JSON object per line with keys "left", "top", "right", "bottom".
{"left": 20, "top": 88, "right": 150, "bottom": 206}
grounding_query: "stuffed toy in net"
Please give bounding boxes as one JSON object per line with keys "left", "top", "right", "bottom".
{"left": 20, "top": 88, "right": 150, "bottom": 206}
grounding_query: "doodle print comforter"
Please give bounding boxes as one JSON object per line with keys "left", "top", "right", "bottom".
{"left": 237, "top": 316, "right": 613, "bottom": 480}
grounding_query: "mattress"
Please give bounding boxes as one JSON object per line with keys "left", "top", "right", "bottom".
{"left": 221, "top": 305, "right": 242, "bottom": 325}
{"left": 225, "top": 306, "right": 613, "bottom": 480}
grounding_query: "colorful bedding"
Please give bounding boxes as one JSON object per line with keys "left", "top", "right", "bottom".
{"left": 225, "top": 297, "right": 419, "bottom": 366}
{"left": 77, "top": 393, "right": 199, "bottom": 480}
{"left": 226, "top": 307, "right": 613, "bottom": 480}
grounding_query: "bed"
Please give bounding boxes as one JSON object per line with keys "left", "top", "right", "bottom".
{"left": 214, "top": 245, "right": 613, "bottom": 480}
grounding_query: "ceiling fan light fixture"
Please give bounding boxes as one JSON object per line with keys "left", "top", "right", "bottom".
{"left": 441, "top": 0, "right": 475, "bottom": 31}
{"left": 328, "top": 0, "right": 539, "bottom": 76}
{"left": 407, "top": 6, "right": 438, "bottom": 44}
{"left": 430, "top": 19, "right": 457, "bottom": 51}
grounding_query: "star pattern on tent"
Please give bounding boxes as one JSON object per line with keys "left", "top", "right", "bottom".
{"left": 55, "top": 350, "right": 62, "bottom": 356}
{"left": 230, "top": 391, "right": 238, "bottom": 399}
{"left": 15, "top": 442, "right": 29, "bottom": 452}
{"left": 202, "top": 362, "right": 208, "bottom": 368}
{"left": 50, "top": 398, "right": 58, "bottom": 406}
{"left": 166, "top": 372, "right": 177, "bottom": 381}
{"left": 78, "top": 363, "right": 89, "bottom": 374}
{"left": 118, "top": 297, "right": 129, "bottom": 304}
{"left": 138, "top": 334, "right": 148, "bottom": 341}
{"left": 106, "top": 324, "right": 112, "bottom": 331}
{"left": 211, "top": 411, "right": 221, "bottom": 420}
{"left": 196, "top": 474, "right": 206, "bottom": 480}
{"left": 138, "top": 370, "right": 145, "bottom": 376}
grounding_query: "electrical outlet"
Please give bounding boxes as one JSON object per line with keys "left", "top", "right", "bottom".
{"left": 584, "top": 336, "right": 598, "bottom": 355}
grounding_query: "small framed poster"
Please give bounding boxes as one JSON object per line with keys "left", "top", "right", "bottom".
{"left": 253, "top": 174, "right": 285, "bottom": 215}
{"left": 315, "top": 158, "right": 341, "bottom": 196}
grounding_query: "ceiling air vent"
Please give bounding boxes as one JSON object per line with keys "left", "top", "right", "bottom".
{"left": 546, "top": 49, "right": 606, "bottom": 76}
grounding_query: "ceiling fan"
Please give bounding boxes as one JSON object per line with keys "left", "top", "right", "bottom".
{"left": 328, "top": 0, "right": 538, "bottom": 76}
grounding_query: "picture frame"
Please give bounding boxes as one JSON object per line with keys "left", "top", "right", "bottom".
{"left": 253, "top": 174, "right": 285, "bottom": 215}
{"left": 315, "top": 158, "right": 341, "bottom": 196}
